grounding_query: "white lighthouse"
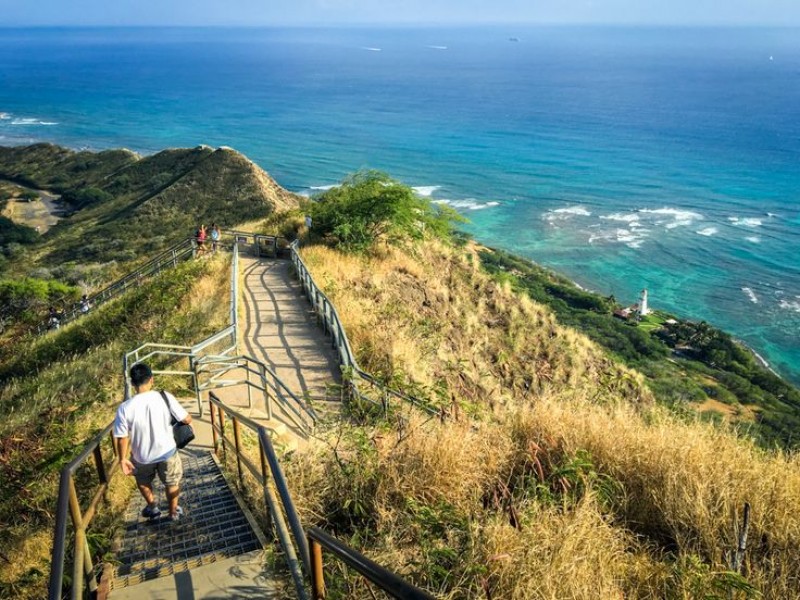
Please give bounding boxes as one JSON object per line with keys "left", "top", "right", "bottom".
{"left": 639, "top": 289, "right": 650, "bottom": 317}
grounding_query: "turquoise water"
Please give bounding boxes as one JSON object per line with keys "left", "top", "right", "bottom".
{"left": 1, "top": 26, "right": 798, "bottom": 383}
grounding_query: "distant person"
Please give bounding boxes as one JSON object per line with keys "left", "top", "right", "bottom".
{"left": 210, "top": 223, "right": 221, "bottom": 253}
{"left": 48, "top": 306, "right": 60, "bottom": 330}
{"left": 114, "top": 362, "right": 192, "bottom": 522}
{"left": 195, "top": 224, "right": 207, "bottom": 255}
{"left": 80, "top": 294, "right": 91, "bottom": 314}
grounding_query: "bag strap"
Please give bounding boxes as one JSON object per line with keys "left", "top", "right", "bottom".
{"left": 160, "top": 390, "right": 177, "bottom": 425}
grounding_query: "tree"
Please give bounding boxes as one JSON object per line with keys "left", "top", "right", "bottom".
{"left": 307, "top": 171, "right": 464, "bottom": 252}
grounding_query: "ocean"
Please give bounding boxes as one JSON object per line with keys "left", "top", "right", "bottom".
{"left": 1, "top": 26, "right": 798, "bottom": 383}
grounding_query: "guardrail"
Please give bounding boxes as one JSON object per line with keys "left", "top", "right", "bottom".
{"left": 209, "top": 392, "right": 436, "bottom": 600}
{"left": 307, "top": 526, "right": 436, "bottom": 600}
{"left": 208, "top": 392, "right": 309, "bottom": 600}
{"left": 47, "top": 425, "right": 119, "bottom": 600}
{"left": 220, "top": 229, "right": 289, "bottom": 258}
{"left": 197, "top": 354, "right": 317, "bottom": 434}
{"left": 40, "top": 237, "right": 197, "bottom": 334}
{"left": 123, "top": 242, "right": 241, "bottom": 410}
{"left": 289, "top": 240, "right": 439, "bottom": 419}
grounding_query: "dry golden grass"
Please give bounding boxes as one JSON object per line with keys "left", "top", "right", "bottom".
{"left": 512, "top": 397, "right": 800, "bottom": 598}
{"left": 292, "top": 240, "right": 800, "bottom": 599}
{"left": 480, "top": 495, "right": 633, "bottom": 600}
{"left": 301, "top": 241, "right": 650, "bottom": 413}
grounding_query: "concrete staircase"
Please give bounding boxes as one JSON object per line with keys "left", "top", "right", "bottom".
{"left": 108, "top": 256, "right": 342, "bottom": 598}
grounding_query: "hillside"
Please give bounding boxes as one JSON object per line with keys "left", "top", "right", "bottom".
{"left": 0, "top": 143, "right": 300, "bottom": 339}
{"left": 0, "top": 143, "right": 300, "bottom": 268}
{"left": 288, "top": 239, "right": 800, "bottom": 599}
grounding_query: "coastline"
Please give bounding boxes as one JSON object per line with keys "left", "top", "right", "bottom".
{"left": 2, "top": 139, "right": 798, "bottom": 390}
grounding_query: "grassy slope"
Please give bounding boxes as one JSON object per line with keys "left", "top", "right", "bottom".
{"left": 478, "top": 248, "right": 800, "bottom": 448}
{"left": 289, "top": 240, "right": 800, "bottom": 600}
{"left": 0, "top": 143, "right": 300, "bottom": 269}
{"left": 0, "top": 255, "right": 230, "bottom": 599}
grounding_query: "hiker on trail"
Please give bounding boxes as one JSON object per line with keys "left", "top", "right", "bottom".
{"left": 195, "top": 224, "right": 208, "bottom": 255}
{"left": 48, "top": 306, "right": 60, "bottom": 330}
{"left": 114, "top": 363, "right": 192, "bottom": 522}
{"left": 80, "top": 294, "right": 91, "bottom": 314}
{"left": 210, "top": 223, "right": 221, "bottom": 253}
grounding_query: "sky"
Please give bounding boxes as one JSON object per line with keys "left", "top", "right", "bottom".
{"left": 0, "top": 0, "right": 798, "bottom": 27}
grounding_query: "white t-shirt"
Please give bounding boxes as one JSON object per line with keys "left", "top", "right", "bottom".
{"left": 113, "top": 390, "right": 189, "bottom": 465}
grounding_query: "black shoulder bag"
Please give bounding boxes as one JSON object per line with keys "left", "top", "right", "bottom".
{"left": 160, "top": 391, "right": 195, "bottom": 449}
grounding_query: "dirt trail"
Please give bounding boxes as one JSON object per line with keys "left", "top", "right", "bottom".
{"left": 1, "top": 180, "right": 65, "bottom": 233}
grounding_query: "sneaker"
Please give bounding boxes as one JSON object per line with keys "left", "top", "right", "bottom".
{"left": 141, "top": 504, "right": 161, "bottom": 520}
{"left": 170, "top": 506, "right": 184, "bottom": 522}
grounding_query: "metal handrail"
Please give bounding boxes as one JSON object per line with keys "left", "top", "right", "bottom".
{"left": 208, "top": 392, "right": 435, "bottom": 600}
{"left": 289, "top": 240, "right": 440, "bottom": 418}
{"left": 124, "top": 243, "right": 241, "bottom": 407}
{"left": 40, "top": 237, "right": 197, "bottom": 334}
{"left": 208, "top": 392, "right": 309, "bottom": 600}
{"left": 197, "top": 354, "right": 317, "bottom": 433}
{"left": 48, "top": 424, "right": 118, "bottom": 600}
{"left": 307, "top": 526, "right": 436, "bottom": 600}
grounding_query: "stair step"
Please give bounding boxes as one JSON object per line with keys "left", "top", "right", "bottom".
{"left": 111, "top": 450, "right": 263, "bottom": 590}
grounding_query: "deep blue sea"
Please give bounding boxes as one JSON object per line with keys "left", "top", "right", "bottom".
{"left": 1, "top": 26, "right": 798, "bottom": 384}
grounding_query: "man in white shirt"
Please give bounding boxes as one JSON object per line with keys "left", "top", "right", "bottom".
{"left": 114, "top": 362, "right": 193, "bottom": 521}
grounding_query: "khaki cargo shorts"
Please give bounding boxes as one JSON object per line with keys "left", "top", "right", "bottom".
{"left": 133, "top": 452, "right": 183, "bottom": 487}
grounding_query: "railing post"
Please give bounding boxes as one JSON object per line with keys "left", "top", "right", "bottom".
{"left": 309, "top": 535, "right": 326, "bottom": 599}
{"left": 246, "top": 362, "right": 253, "bottom": 408}
{"left": 258, "top": 438, "right": 273, "bottom": 535}
{"left": 93, "top": 445, "right": 108, "bottom": 485}
{"left": 210, "top": 401, "right": 219, "bottom": 455}
{"left": 233, "top": 417, "right": 244, "bottom": 488}
{"left": 68, "top": 478, "right": 95, "bottom": 599}
{"left": 261, "top": 363, "right": 273, "bottom": 420}
{"left": 219, "top": 409, "right": 227, "bottom": 461}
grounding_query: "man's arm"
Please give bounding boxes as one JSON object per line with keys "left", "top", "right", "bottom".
{"left": 115, "top": 436, "right": 135, "bottom": 476}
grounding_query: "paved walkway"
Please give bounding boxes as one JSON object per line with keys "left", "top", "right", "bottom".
{"left": 240, "top": 257, "right": 341, "bottom": 406}
{"left": 108, "top": 255, "right": 341, "bottom": 598}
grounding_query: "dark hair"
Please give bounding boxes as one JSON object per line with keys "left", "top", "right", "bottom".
{"left": 130, "top": 363, "right": 153, "bottom": 387}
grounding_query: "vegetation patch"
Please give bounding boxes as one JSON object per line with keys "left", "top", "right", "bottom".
{"left": 479, "top": 248, "right": 800, "bottom": 448}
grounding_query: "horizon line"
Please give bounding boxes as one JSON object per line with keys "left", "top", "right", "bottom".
{"left": 1, "top": 22, "right": 799, "bottom": 29}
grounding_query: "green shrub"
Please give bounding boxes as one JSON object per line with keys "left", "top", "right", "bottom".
{"left": 308, "top": 171, "right": 464, "bottom": 252}
{"left": 0, "top": 215, "right": 40, "bottom": 246}
{"left": 0, "top": 277, "right": 79, "bottom": 327}
{"left": 60, "top": 186, "right": 113, "bottom": 209}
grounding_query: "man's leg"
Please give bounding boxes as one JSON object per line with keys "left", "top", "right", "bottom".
{"left": 138, "top": 482, "right": 157, "bottom": 507}
{"left": 134, "top": 462, "right": 160, "bottom": 518}
{"left": 166, "top": 485, "right": 180, "bottom": 515}
{"left": 161, "top": 452, "right": 185, "bottom": 518}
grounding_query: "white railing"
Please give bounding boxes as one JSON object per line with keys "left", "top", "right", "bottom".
{"left": 124, "top": 243, "right": 241, "bottom": 414}
{"left": 40, "top": 237, "right": 197, "bottom": 334}
{"left": 289, "top": 240, "right": 439, "bottom": 418}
